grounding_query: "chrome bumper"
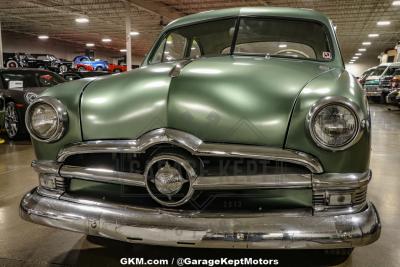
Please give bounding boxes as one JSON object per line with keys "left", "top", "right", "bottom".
{"left": 20, "top": 188, "right": 381, "bottom": 249}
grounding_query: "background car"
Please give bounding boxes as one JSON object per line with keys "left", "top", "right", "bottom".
{"left": 358, "top": 67, "right": 376, "bottom": 86}
{"left": 364, "top": 64, "right": 391, "bottom": 101}
{"left": 62, "top": 71, "right": 111, "bottom": 81}
{"left": 72, "top": 56, "right": 108, "bottom": 71}
{"left": 378, "top": 63, "right": 400, "bottom": 103}
{"left": 0, "top": 69, "right": 65, "bottom": 140}
{"left": 31, "top": 54, "right": 72, "bottom": 73}
{"left": 108, "top": 63, "right": 127, "bottom": 73}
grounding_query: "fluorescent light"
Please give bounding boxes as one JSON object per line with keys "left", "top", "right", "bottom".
{"left": 102, "top": 38, "right": 112, "bottom": 43}
{"left": 130, "top": 31, "right": 139, "bottom": 36}
{"left": 358, "top": 48, "right": 367, "bottom": 52}
{"left": 355, "top": 53, "right": 362, "bottom": 56}
{"left": 362, "top": 42, "right": 371, "bottom": 46}
{"left": 38, "top": 35, "right": 49, "bottom": 40}
{"left": 120, "top": 49, "right": 127, "bottom": 52}
{"left": 377, "top": 21, "right": 391, "bottom": 26}
{"left": 86, "top": 43, "right": 95, "bottom": 47}
{"left": 353, "top": 56, "right": 359, "bottom": 59}
{"left": 75, "top": 17, "right": 89, "bottom": 23}
{"left": 393, "top": 1, "right": 400, "bottom": 5}
{"left": 278, "top": 44, "right": 287, "bottom": 48}
{"left": 368, "top": 33, "right": 379, "bottom": 38}
{"left": 349, "top": 62, "right": 354, "bottom": 64}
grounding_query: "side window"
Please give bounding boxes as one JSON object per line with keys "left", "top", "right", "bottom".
{"left": 189, "top": 39, "right": 201, "bottom": 58}
{"left": 164, "top": 33, "right": 187, "bottom": 62}
{"left": 149, "top": 39, "right": 166, "bottom": 64}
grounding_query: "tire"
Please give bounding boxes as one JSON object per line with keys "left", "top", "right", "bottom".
{"left": 95, "top": 66, "right": 103, "bottom": 71}
{"left": 6, "top": 60, "right": 18, "bottom": 68}
{"left": 78, "top": 66, "right": 86, "bottom": 72}
{"left": 113, "top": 68, "right": 121, "bottom": 73}
{"left": 59, "top": 64, "right": 68, "bottom": 73}
{"left": 4, "top": 102, "right": 27, "bottom": 140}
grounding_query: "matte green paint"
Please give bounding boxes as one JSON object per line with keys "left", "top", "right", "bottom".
{"left": 31, "top": 78, "right": 94, "bottom": 160}
{"left": 31, "top": 7, "right": 369, "bottom": 174}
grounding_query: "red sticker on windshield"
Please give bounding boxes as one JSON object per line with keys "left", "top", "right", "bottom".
{"left": 323, "top": 52, "right": 332, "bottom": 59}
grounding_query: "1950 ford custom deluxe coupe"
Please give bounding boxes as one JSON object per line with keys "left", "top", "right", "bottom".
{"left": 20, "top": 7, "right": 380, "bottom": 253}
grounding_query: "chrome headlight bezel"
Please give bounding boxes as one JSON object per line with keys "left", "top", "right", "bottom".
{"left": 306, "top": 96, "right": 366, "bottom": 151}
{"left": 25, "top": 96, "right": 68, "bottom": 143}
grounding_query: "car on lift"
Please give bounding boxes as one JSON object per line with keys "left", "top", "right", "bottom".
{"left": 21, "top": 7, "right": 380, "bottom": 257}
{"left": 72, "top": 56, "right": 108, "bottom": 72}
{"left": 61, "top": 71, "right": 111, "bottom": 81}
{"left": 0, "top": 69, "right": 65, "bottom": 140}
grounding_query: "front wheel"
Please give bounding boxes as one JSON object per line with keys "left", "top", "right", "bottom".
{"left": 6, "top": 60, "right": 18, "bottom": 68}
{"left": 59, "top": 64, "right": 68, "bottom": 73}
{"left": 113, "top": 68, "right": 121, "bottom": 73}
{"left": 78, "top": 66, "right": 86, "bottom": 72}
{"left": 4, "top": 102, "right": 27, "bottom": 140}
{"left": 95, "top": 66, "right": 103, "bottom": 71}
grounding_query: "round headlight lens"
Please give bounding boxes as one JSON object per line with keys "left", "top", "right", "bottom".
{"left": 30, "top": 103, "right": 58, "bottom": 139}
{"left": 311, "top": 104, "right": 358, "bottom": 149}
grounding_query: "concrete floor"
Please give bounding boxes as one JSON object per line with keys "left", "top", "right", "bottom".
{"left": 0, "top": 103, "right": 398, "bottom": 267}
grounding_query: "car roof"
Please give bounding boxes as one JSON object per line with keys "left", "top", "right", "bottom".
{"left": 165, "top": 7, "right": 332, "bottom": 31}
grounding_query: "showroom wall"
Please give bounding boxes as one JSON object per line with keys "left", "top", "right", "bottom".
{"left": 2, "top": 31, "right": 144, "bottom": 65}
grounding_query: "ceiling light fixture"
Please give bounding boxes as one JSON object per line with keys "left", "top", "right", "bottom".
{"left": 130, "top": 31, "right": 140, "bottom": 36}
{"left": 38, "top": 35, "right": 49, "bottom": 40}
{"left": 349, "top": 62, "right": 354, "bottom": 64}
{"left": 377, "top": 21, "right": 391, "bottom": 26}
{"left": 86, "top": 43, "right": 95, "bottom": 47}
{"left": 278, "top": 44, "right": 287, "bottom": 48}
{"left": 368, "top": 33, "right": 379, "bottom": 38}
{"left": 75, "top": 17, "right": 89, "bottom": 23}
{"left": 355, "top": 53, "right": 362, "bottom": 56}
{"left": 392, "top": 1, "right": 400, "bottom": 6}
{"left": 102, "top": 38, "right": 112, "bottom": 43}
{"left": 120, "top": 49, "right": 127, "bottom": 52}
{"left": 362, "top": 42, "right": 372, "bottom": 45}
{"left": 353, "top": 56, "right": 359, "bottom": 59}
{"left": 358, "top": 48, "right": 367, "bottom": 52}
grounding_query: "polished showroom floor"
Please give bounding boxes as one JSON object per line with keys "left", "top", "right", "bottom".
{"left": 0, "top": 103, "right": 398, "bottom": 267}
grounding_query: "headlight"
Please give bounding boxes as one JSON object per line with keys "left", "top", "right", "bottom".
{"left": 24, "top": 92, "right": 38, "bottom": 104}
{"left": 307, "top": 97, "right": 364, "bottom": 151}
{"left": 25, "top": 96, "right": 68, "bottom": 143}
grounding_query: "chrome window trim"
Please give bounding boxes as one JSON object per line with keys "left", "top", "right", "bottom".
{"left": 25, "top": 96, "right": 68, "bottom": 143}
{"left": 306, "top": 96, "right": 366, "bottom": 151}
{"left": 58, "top": 128, "right": 324, "bottom": 173}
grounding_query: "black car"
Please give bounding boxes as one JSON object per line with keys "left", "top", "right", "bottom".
{"left": 0, "top": 69, "right": 65, "bottom": 140}
{"left": 61, "top": 71, "right": 111, "bottom": 81}
{"left": 31, "top": 54, "right": 72, "bottom": 73}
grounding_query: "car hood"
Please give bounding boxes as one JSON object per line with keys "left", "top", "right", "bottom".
{"left": 80, "top": 56, "right": 336, "bottom": 147}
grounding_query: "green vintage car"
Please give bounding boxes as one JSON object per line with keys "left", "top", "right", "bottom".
{"left": 20, "top": 7, "right": 380, "bottom": 253}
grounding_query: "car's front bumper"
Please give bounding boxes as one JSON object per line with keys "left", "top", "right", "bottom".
{"left": 20, "top": 187, "right": 381, "bottom": 249}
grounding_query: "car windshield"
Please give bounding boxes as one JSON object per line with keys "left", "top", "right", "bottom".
{"left": 370, "top": 66, "right": 387, "bottom": 76}
{"left": 2, "top": 70, "right": 65, "bottom": 88}
{"left": 149, "top": 17, "right": 333, "bottom": 64}
{"left": 384, "top": 67, "right": 400, "bottom": 76}
{"left": 233, "top": 18, "right": 332, "bottom": 61}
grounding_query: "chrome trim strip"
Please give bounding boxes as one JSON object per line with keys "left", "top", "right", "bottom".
{"left": 20, "top": 188, "right": 381, "bottom": 249}
{"left": 60, "top": 165, "right": 145, "bottom": 187}
{"left": 193, "top": 174, "right": 311, "bottom": 190}
{"left": 312, "top": 170, "right": 371, "bottom": 189}
{"left": 57, "top": 128, "right": 324, "bottom": 173}
{"left": 32, "top": 160, "right": 61, "bottom": 175}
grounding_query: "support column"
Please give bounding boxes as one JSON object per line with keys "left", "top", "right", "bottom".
{"left": 0, "top": 22, "right": 3, "bottom": 69}
{"left": 126, "top": 15, "right": 132, "bottom": 71}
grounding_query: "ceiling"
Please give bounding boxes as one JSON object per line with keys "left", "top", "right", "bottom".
{"left": 0, "top": 0, "right": 399, "bottom": 64}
